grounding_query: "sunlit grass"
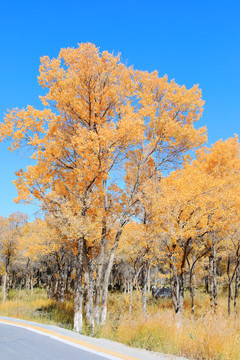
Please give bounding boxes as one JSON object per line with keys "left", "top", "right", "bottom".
{"left": 100, "top": 291, "right": 240, "bottom": 360}
{"left": 0, "top": 288, "right": 73, "bottom": 327}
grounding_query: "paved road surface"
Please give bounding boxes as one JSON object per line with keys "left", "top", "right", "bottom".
{"left": 0, "top": 317, "right": 188, "bottom": 360}
{"left": 0, "top": 323, "right": 108, "bottom": 360}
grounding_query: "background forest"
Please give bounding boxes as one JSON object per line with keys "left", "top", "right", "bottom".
{"left": 0, "top": 43, "right": 239, "bottom": 360}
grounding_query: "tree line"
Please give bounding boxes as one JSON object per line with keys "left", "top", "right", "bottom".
{"left": 0, "top": 43, "right": 239, "bottom": 332}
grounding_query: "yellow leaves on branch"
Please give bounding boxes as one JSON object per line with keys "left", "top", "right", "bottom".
{"left": 141, "top": 136, "right": 240, "bottom": 270}
{"left": 0, "top": 212, "right": 28, "bottom": 262}
{"left": 0, "top": 42, "right": 207, "bottom": 252}
{"left": 18, "top": 219, "right": 60, "bottom": 260}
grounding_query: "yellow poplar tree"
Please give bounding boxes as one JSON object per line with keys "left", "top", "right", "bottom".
{"left": 0, "top": 43, "right": 206, "bottom": 329}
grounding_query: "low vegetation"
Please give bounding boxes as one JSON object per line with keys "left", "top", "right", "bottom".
{"left": 0, "top": 288, "right": 239, "bottom": 360}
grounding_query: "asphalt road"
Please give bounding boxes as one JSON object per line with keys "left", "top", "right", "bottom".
{"left": 0, "top": 323, "right": 121, "bottom": 360}
{"left": 0, "top": 317, "right": 188, "bottom": 360}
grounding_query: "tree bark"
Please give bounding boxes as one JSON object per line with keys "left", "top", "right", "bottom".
{"left": 147, "top": 265, "right": 151, "bottom": 293}
{"left": 189, "top": 269, "right": 195, "bottom": 314}
{"left": 100, "top": 227, "right": 123, "bottom": 325}
{"left": 25, "top": 258, "right": 30, "bottom": 292}
{"left": 73, "top": 237, "right": 84, "bottom": 333}
{"left": 94, "top": 224, "right": 106, "bottom": 324}
{"left": 141, "top": 262, "right": 147, "bottom": 313}
{"left": 30, "top": 276, "right": 34, "bottom": 296}
{"left": 83, "top": 243, "right": 94, "bottom": 332}
{"left": 58, "top": 254, "right": 68, "bottom": 304}
{"left": 46, "top": 274, "right": 52, "bottom": 299}
{"left": 129, "top": 280, "right": 133, "bottom": 315}
{"left": 209, "top": 238, "right": 217, "bottom": 312}
{"left": 2, "top": 256, "right": 10, "bottom": 303}
{"left": 2, "top": 271, "right": 7, "bottom": 303}
{"left": 170, "top": 264, "right": 184, "bottom": 324}
{"left": 227, "top": 254, "right": 232, "bottom": 315}
{"left": 19, "top": 279, "right": 23, "bottom": 301}
{"left": 234, "top": 265, "right": 239, "bottom": 313}
{"left": 234, "top": 247, "right": 239, "bottom": 314}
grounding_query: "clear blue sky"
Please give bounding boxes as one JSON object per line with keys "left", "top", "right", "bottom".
{"left": 0, "top": 0, "right": 239, "bottom": 218}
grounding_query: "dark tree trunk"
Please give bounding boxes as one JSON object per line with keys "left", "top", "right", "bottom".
{"left": 46, "top": 274, "right": 52, "bottom": 299}
{"left": 227, "top": 254, "right": 232, "bottom": 316}
{"left": 94, "top": 224, "right": 106, "bottom": 324}
{"left": 170, "top": 263, "right": 184, "bottom": 316}
{"left": 25, "top": 258, "right": 30, "bottom": 292}
{"left": 147, "top": 265, "right": 151, "bottom": 293}
{"left": 209, "top": 238, "right": 217, "bottom": 312}
{"left": 58, "top": 253, "right": 68, "bottom": 304}
{"left": 234, "top": 265, "right": 239, "bottom": 313}
{"left": 233, "top": 247, "right": 239, "bottom": 314}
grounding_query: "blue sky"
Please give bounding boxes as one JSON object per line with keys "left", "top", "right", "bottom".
{"left": 0, "top": 0, "right": 239, "bottom": 217}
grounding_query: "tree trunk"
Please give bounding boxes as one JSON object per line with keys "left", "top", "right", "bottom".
{"left": 36, "top": 270, "right": 41, "bottom": 288}
{"left": 83, "top": 245, "right": 94, "bottom": 332}
{"left": 74, "top": 237, "right": 84, "bottom": 333}
{"left": 204, "top": 276, "right": 209, "bottom": 293}
{"left": 189, "top": 269, "right": 195, "bottom": 314}
{"left": 6, "top": 276, "right": 10, "bottom": 301}
{"left": 170, "top": 267, "right": 184, "bottom": 316}
{"left": 227, "top": 254, "right": 232, "bottom": 316}
{"left": 170, "top": 269, "right": 178, "bottom": 313}
{"left": 154, "top": 266, "right": 158, "bottom": 287}
{"left": 147, "top": 265, "right": 151, "bottom": 293}
{"left": 94, "top": 225, "right": 106, "bottom": 324}
{"left": 100, "top": 228, "right": 122, "bottom": 325}
{"left": 209, "top": 238, "right": 217, "bottom": 312}
{"left": 3, "top": 256, "right": 10, "bottom": 303}
{"left": 25, "top": 258, "right": 30, "bottom": 292}
{"left": 19, "top": 279, "right": 23, "bottom": 301}
{"left": 53, "top": 278, "right": 59, "bottom": 299}
{"left": 30, "top": 276, "right": 34, "bottom": 296}
{"left": 234, "top": 265, "right": 239, "bottom": 313}
{"left": 46, "top": 274, "right": 52, "bottom": 299}
{"left": 170, "top": 261, "right": 179, "bottom": 313}
{"left": 233, "top": 247, "right": 239, "bottom": 314}
{"left": 187, "top": 257, "right": 196, "bottom": 315}
{"left": 129, "top": 280, "right": 133, "bottom": 315}
{"left": 66, "top": 267, "right": 72, "bottom": 294}
{"left": 141, "top": 263, "right": 147, "bottom": 313}
{"left": 2, "top": 271, "right": 7, "bottom": 303}
{"left": 170, "top": 263, "right": 184, "bottom": 327}
{"left": 178, "top": 272, "right": 184, "bottom": 316}
{"left": 58, "top": 258, "right": 68, "bottom": 304}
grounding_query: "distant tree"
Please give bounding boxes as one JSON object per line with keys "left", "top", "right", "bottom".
{"left": 0, "top": 212, "right": 27, "bottom": 302}
{"left": 146, "top": 136, "right": 240, "bottom": 316}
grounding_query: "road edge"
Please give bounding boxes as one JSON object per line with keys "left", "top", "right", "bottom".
{"left": 0, "top": 316, "right": 188, "bottom": 360}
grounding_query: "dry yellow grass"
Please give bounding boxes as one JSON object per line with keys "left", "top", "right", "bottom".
{"left": 105, "top": 309, "right": 240, "bottom": 360}
{"left": 0, "top": 289, "right": 73, "bottom": 327}
{"left": 100, "top": 292, "right": 240, "bottom": 360}
{"left": 0, "top": 289, "right": 239, "bottom": 359}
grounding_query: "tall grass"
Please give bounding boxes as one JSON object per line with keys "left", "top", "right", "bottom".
{"left": 0, "top": 288, "right": 239, "bottom": 359}
{"left": 100, "top": 291, "right": 240, "bottom": 360}
{"left": 0, "top": 288, "right": 73, "bottom": 327}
